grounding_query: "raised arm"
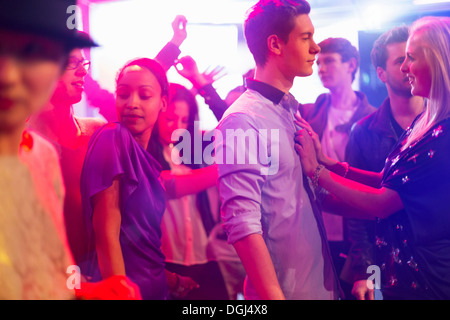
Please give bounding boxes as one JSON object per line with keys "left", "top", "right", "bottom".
{"left": 175, "top": 56, "right": 228, "bottom": 120}
{"left": 155, "top": 15, "right": 188, "bottom": 72}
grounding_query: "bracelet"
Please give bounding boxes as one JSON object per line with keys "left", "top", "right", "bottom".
{"left": 340, "top": 161, "right": 349, "bottom": 178}
{"left": 311, "top": 164, "right": 325, "bottom": 189}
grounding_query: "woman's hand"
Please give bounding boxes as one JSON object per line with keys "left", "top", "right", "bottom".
{"left": 175, "top": 56, "right": 203, "bottom": 85}
{"left": 294, "top": 129, "right": 320, "bottom": 177}
{"left": 294, "top": 114, "right": 325, "bottom": 162}
{"left": 294, "top": 113, "right": 336, "bottom": 167}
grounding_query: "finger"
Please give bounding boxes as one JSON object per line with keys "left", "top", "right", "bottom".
{"left": 295, "top": 117, "right": 313, "bottom": 129}
{"left": 294, "top": 143, "right": 303, "bottom": 154}
{"left": 294, "top": 121, "right": 312, "bottom": 133}
{"left": 294, "top": 131, "right": 306, "bottom": 140}
{"left": 203, "top": 66, "right": 227, "bottom": 79}
{"left": 174, "top": 15, "right": 187, "bottom": 25}
{"left": 294, "top": 132, "right": 308, "bottom": 144}
{"left": 295, "top": 116, "right": 310, "bottom": 126}
{"left": 352, "top": 290, "right": 365, "bottom": 300}
{"left": 296, "top": 128, "right": 307, "bottom": 135}
{"left": 209, "top": 65, "right": 223, "bottom": 74}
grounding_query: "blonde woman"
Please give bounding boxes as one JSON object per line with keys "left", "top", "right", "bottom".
{"left": 296, "top": 16, "right": 450, "bottom": 300}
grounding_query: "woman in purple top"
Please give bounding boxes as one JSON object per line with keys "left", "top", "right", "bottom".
{"left": 81, "top": 58, "right": 169, "bottom": 299}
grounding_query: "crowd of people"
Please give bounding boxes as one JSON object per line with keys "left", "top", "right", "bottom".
{"left": 0, "top": 0, "right": 449, "bottom": 300}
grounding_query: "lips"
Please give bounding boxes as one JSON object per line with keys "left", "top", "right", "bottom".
{"left": 122, "top": 114, "right": 143, "bottom": 121}
{"left": 71, "top": 81, "right": 84, "bottom": 90}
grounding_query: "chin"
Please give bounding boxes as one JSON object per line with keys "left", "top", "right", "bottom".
{"left": 298, "top": 70, "right": 314, "bottom": 77}
{"left": 69, "top": 95, "right": 83, "bottom": 105}
{"left": 411, "top": 87, "right": 427, "bottom": 98}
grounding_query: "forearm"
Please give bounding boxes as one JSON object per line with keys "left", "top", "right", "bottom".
{"left": 317, "top": 169, "right": 403, "bottom": 219}
{"left": 162, "top": 164, "right": 218, "bottom": 199}
{"left": 233, "top": 234, "right": 285, "bottom": 300}
{"left": 92, "top": 179, "right": 126, "bottom": 279}
{"left": 95, "top": 232, "right": 126, "bottom": 279}
{"left": 197, "top": 83, "right": 228, "bottom": 120}
{"left": 322, "top": 193, "right": 376, "bottom": 220}
{"left": 321, "top": 156, "right": 383, "bottom": 188}
{"left": 154, "top": 42, "right": 181, "bottom": 72}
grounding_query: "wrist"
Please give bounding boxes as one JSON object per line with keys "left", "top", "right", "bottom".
{"left": 310, "top": 164, "right": 325, "bottom": 190}
{"left": 320, "top": 154, "right": 337, "bottom": 167}
{"left": 191, "top": 74, "right": 209, "bottom": 89}
{"left": 340, "top": 161, "right": 349, "bottom": 178}
{"left": 170, "top": 36, "right": 185, "bottom": 47}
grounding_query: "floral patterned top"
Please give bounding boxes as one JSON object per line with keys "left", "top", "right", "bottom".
{"left": 379, "top": 116, "right": 450, "bottom": 299}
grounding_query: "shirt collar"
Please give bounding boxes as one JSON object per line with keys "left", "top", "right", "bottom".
{"left": 245, "top": 78, "right": 300, "bottom": 116}
{"left": 245, "top": 78, "right": 286, "bottom": 105}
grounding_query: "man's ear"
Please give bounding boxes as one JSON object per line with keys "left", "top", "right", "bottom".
{"left": 347, "top": 57, "right": 358, "bottom": 76}
{"left": 267, "top": 34, "right": 282, "bottom": 56}
{"left": 376, "top": 66, "right": 387, "bottom": 83}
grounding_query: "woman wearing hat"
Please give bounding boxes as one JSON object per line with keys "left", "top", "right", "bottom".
{"left": 0, "top": 0, "right": 140, "bottom": 299}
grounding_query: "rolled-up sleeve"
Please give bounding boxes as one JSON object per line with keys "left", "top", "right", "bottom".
{"left": 215, "top": 113, "right": 267, "bottom": 244}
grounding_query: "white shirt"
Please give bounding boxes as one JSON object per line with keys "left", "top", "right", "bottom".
{"left": 160, "top": 145, "right": 209, "bottom": 266}
{"left": 321, "top": 104, "right": 357, "bottom": 241}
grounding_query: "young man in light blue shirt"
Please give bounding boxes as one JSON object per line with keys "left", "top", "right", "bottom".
{"left": 215, "top": 0, "right": 341, "bottom": 300}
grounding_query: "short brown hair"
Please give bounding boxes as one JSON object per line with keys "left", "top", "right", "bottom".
{"left": 244, "top": 0, "right": 311, "bottom": 66}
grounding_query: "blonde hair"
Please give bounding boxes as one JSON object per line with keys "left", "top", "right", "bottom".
{"left": 402, "top": 16, "right": 450, "bottom": 151}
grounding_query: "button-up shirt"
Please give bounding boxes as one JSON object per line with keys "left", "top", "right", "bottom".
{"left": 214, "top": 79, "right": 340, "bottom": 300}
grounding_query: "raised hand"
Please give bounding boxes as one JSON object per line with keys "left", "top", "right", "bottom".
{"left": 202, "top": 65, "right": 227, "bottom": 84}
{"left": 170, "top": 15, "right": 188, "bottom": 47}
